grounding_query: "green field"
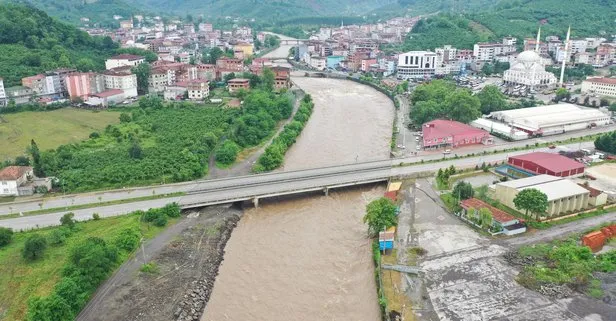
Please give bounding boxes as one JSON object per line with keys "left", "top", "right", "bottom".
{"left": 0, "top": 108, "right": 121, "bottom": 160}
{"left": 0, "top": 213, "right": 175, "bottom": 320}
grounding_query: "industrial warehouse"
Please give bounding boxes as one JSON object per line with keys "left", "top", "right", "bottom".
{"left": 472, "top": 103, "right": 611, "bottom": 139}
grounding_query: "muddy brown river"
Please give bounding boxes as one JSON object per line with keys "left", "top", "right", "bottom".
{"left": 201, "top": 77, "right": 394, "bottom": 321}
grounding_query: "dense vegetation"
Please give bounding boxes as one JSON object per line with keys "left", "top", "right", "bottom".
{"left": 402, "top": 0, "right": 616, "bottom": 51}
{"left": 0, "top": 4, "right": 120, "bottom": 87}
{"left": 254, "top": 94, "right": 314, "bottom": 172}
{"left": 594, "top": 131, "right": 616, "bottom": 154}
{"left": 33, "top": 99, "right": 236, "bottom": 192}
{"left": 0, "top": 208, "right": 176, "bottom": 320}
{"left": 515, "top": 238, "right": 616, "bottom": 299}
{"left": 409, "top": 80, "right": 481, "bottom": 125}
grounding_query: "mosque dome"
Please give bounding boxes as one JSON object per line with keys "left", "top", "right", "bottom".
{"left": 517, "top": 50, "right": 541, "bottom": 64}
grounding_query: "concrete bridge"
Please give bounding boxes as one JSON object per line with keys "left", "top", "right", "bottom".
{"left": 279, "top": 39, "right": 308, "bottom": 45}
{"left": 179, "top": 159, "right": 394, "bottom": 209}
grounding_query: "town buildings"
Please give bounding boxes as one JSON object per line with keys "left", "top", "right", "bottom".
{"left": 272, "top": 66, "right": 291, "bottom": 90}
{"left": 507, "top": 152, "right": 585, "bottom": 177}
{"left": 187, "top": 80, "right": 209, "bottom": 100}
{"left": 0, "top": 166, "right": 33, "bottom": 196}
{"left": 105, "top": 54, "right": 145, "bottom": 70}
{"left": 494, "top": 175, "right": 591, "bottom": 217}
{"left": 421, "top": 119, "right": 493, "bottom": 150}
{"left": 581, "top": 77, "right": 616, "bottom": 98}
{"left": 87, "top": 89, "right": 126, "bottom": 107}
{"left": 102, "top": 68, "right": 138, "bottom": 98}
{"left": 65, "top": 72, "right": 105, "bottom": 100}
{"left": 473, "top": 39, "right": 516, "bottom": 61}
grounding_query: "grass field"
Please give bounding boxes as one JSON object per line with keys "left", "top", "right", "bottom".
{"left": 0, "top": 108, "right": 121, "bottom": 160}
{"left": 0, "top": 213, "right": 175, "bottom": 320}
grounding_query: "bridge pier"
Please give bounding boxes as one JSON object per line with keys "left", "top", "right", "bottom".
{"left": 253, "top": 197, "right": 259, "bottom": 208}
{"left": 323, "top": 187, "right": 329, "bottom": 196}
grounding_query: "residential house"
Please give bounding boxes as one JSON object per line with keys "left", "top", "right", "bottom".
{"left": 309, "top": 56, "right": 326, "bottom": 70}
{"left": 578, "top": 183, "right": 608, "bottom": 207}
{"left": 187, "top": 80, "right": 209, "bottom": 100}
{"left": 105, "top": 54, "right": 145, "bottom": 70}
{"left": 196, "top": 64, "right": 216, "bottom": 80}
{"left": 103, "top": 68, "right": 138, "bottom": 98}
{"left": 228, "top": 78, "right": 250, "bottom": 93}
{"left": 163, "top": 82, "right": 188, "bottom": 100}
{"left": 272, "top": 66, "right": 291, "bottom": 90}
{"left": 65, "top": 72, "right": 105, "bottom": 100}
{"left": 0, "top": 166, "right": 33, "bottom": 196}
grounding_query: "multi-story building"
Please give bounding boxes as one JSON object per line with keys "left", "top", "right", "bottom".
{"left": 234, "top": 42, "right": 253, "bottom": 57}
{"left": 523, "top": 38, "right": 549, "bottom": 56}
{"left": 0, "top": 77, "right": 6, "bottom": 107}
{"left": 435, "top": 45, "right": 457, "bottom": 63}
{"left": 581, "top": 77, "right": 616, "bottom": 98}
{"left": 272, "top": 66, "right": 291, "bottom": 90}
{"left": 65, "top": 72, "right": 105, "bottom": 100}
{"left": 397, "top": 51, "right": 437, "bottom": 79}
{"left": 187, "top": 80, "right": 209, "bottom": 100}
{"left": 309, "top": 56, "right": 326, "bottom": 70}
{"left": 105, "top": 54, "right": 145, "bottom": 70}
{"left": 103, "top": 68, "right": 138, "bottom": 98}
{"left": 570, "top": 39, "right": 588, "bottom": 54}
{"left": 199, "top": 23, "right": 213, "bottom": 33}
{"left": 196, "top": 64, "right": 217, "bottom": 80}
{"left": 216, "top": 58, "right": 243, "bottom": 72}
{"left": 227, "top": 78, "right": 250, "bottom": 93}
{"left": 473, "top": 40, "right": 516, "bottom": 61}
{"left": 120, "top": 20, "right": 133, "bottom": 30}
{"left": 148, "top": 67, "right": 176, "bottom": 93}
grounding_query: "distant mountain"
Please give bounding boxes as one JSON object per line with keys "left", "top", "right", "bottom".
{"left": 2, "top": 0, "right": 142, "bottom": 25}
{"left": 131, "top": 0, "right": 395, "bottom": 20}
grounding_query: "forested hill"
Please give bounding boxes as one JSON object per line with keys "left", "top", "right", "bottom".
{"left": 0, "top": 4, "right": 119, "bottom": 87}
{"left": 2, "top": 0, "right": 141, "bottom": 25}
{"left": 402, "top": 0, "right": 616, "bottom": 51}
{"left": 131, "top": 0, "right": 394, "bottom": 20}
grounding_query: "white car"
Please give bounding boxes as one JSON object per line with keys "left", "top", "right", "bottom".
{"left": 416, "top": 146, "right": 421, "bottom": 151}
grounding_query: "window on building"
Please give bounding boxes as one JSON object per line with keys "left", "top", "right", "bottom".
{"left": 1, "top": 181, "right": 6, "bottom": 185}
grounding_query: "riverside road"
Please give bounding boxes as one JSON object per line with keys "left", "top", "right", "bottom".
{"left": 0, "top": 140, "right": 598, "bottom": 230}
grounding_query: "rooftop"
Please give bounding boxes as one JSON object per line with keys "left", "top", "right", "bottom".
{"left": 510, "top": 152, "right": 584, "bottom": 173}
{"left": 460, "top": 198, "right": 517, "bottom": 224}
{"left": 0, "top": 166, "right": 32, "bottom": 180}
{"left": 422, "top": 119, "right": 488, "bottom": 141}
{"left": 228, "top": 78, "right": 250, "bottom": 83}
{"left": 578, "top": 183, "right": 604, "bottom": 197}
{"left": 519, "top": 179, "right": 590, "bottom": 201}
{"left": 92, "top": 89, "right": 124, "bottom": 98}
{"left": 497, "top": 174, "right": 562, "bottom": 189}
{"left": 584, "top": 77, "right": 616, "bottom": 85}
{"left": 109, "top": 54, "right": 145, "bottom": 61}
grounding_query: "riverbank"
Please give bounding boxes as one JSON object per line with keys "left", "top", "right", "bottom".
{"left": 75, "top": 206, "right": 241, "bottom": 321}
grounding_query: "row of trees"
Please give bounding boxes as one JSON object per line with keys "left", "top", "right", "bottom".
{"left": 253, "top": 94, "right": 314, "bottom": 172}
{"left": 594, "top": 131, "right": 616, "bottom": 154}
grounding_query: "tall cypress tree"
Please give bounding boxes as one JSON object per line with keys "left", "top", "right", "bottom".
{"left": 30, "top": 139, "right": 44, "bottom": 177}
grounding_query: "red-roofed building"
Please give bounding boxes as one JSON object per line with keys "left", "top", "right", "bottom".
{"left": 460, "top": 198, "right": 526, "bottom": 235}
{"left": 228, "top": 78, "right": 250, "bottom": 93}
{"left": 0, "top": 166, "right": 33, "bottom": 196}
{"left": 422, "top": 119, "right": 493, "bottom": 150}
{"left": 581, "top": 77, "right": 616, "bottom": 98}
{"left": 508, "top": 152, "right": 585, "bottom": 177}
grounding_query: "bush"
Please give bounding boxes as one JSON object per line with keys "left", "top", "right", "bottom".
{"left": 60, "top": 213, "right": 76, "bottom": 229}
{"left": 89, "top": 132, "right": 100, "bottom": 139}
{"left": 0, "top": 227, "right": 14, "bottom": 247}
{"left": 23, "top": 234, "right": 47, "bottom": 261}
{"left": 215, "top": 140, "right": 240, "bottom": 165}
{"left": 48, "top": 227, "right": 73, "bottom": 246}
{"left": 92, "top": 213, "right": 101, "bottom": 220}
{"left": 161, "top": 203, "right": 181, "bottom": 218}
{"left": 152, "top": 214, "right": 168, "bottom": 227}
{"left": 140, "top": 262, "right": 160, "bottom": 274}
{"left": 114, "top": 228, "right": 141, "bottom": 252}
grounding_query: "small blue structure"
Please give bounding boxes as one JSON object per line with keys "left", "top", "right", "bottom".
{"left": 495, "top": 164, "right": 536, "bottom": 179}
{"left": 379, "top": 228, "right": 395, "bottom": 251}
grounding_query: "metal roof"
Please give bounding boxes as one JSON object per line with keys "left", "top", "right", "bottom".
{"left": 497, "top": 174, "right": 562, "bottom": 189}
{"left": 518, "top": 179, "right": 590, "bottom": 201}
{"left": 509, "top": 152, "right": 584, "bottom": 173}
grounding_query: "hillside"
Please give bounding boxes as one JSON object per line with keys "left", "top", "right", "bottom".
{"left": 133, "top": 0, "right": 394, "bottom": 20}
{"left": 0, "top": 4, "right": 118, "bottom": 87}
{"left": 403, "top": 0, "right": 616, "bottom": 51}
{"left": 3, "top": 0, "right": 141, "bottom": 25}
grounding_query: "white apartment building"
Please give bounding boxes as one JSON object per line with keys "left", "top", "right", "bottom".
{"left": 581, "top": 78, "right": 616, "bottom": 98}
{"left": 103, "top": 69, "right": 138, "bottom": 98}
{"left": 397, "top": 51, "right": 437, "bottom": 79}
{"left": 105, "top": 54, "right": 145, "bottom": 70}
{"left": 148, "top": 67, "right": 175, "bottom": 93}
{"left": 435, "top": 45, "right": 457, "bottom": 62}
{"left": 187, "top": 80, "right": 209, "bottom": 100}
{"left": 309, "top": 56, "right": 326, "bottom": 70}
{"left": 570, "top": 39, "right": 588, "bottom": 54}
{"left": 0, "top": 77, "right": 6, "bottom": 107}
{"left": 473, "top": 39, "right": 516, "bottom": 61}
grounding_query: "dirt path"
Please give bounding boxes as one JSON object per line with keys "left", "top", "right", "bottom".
{"left": 76, "top": 206, "right": 242, "bottom": 321}
{"left": 206, "top": 89, "right": 304, "bottom": 179}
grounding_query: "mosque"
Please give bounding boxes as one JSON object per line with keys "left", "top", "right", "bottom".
{"left": 502, "top": 28, "right": 558, "bottom": 88}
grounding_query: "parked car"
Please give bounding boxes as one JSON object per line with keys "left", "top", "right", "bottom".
{"left": 548, "top": 144, "right": 556, "bottom": 149}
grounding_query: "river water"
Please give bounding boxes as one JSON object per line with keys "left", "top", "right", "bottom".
{"left": 201, "top": 78, "right": 394, "bottom": 321}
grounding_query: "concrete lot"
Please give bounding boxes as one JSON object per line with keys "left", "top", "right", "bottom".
{"left": 411, "top": 178, "right": 616, "bottom": 321}
{"left": 584, "top": 163, "right": 616, "bottom": 196}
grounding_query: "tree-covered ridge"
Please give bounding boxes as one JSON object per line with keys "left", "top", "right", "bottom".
{"left": 403, "top": 0, "right": 616, "bottom": 51}
{"left": 0, "top": 4, "right": 119, "bottom": 86}
{"left": 3, "top": 0, "right": 140, "bottom": 25}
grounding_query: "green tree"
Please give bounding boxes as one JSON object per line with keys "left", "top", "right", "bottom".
{"left": 476, "top": 85, "right": 507, "bottom": 114}
{"left": 215, "top": 140, "right": 240, "bottom": 165}
{"left": 513, "top": 188, "right": 548, "bottom": 220}
{"left": 23, "top": 234, "right": 47, "bottom": 261}
{"left": 203, "top": 47, "right": 224, "bottom": 64}
{"left": 60, "top": 213, "right": 76, "bottom": 229}
{"left": 14, "top": 155, "right": 30, "bottom": 166}
{"left": 65, "top": 237, "right": 118, "bottom": 289}
{"left": 0, "top": 227, "right": 13, "bottom": 247}
{"left": 610, "top": 66, "right": 616, "bottom": 77}
{"left": 446, "top": 89, "right": 481, "bottom": 123}
{"left": 452, "top": 181, "right": 474, "bottom": 200}
{"left": 476, "top": 184, "right": 489, "bottom": 200}
{"left": 114, "top": 228, "right": 140, "bottom": 252}
{"left": 261, "top": 67, "right": 275, "bottom": 92}
{"left": 410, "top": 100, "right": 441, "bottom": 125}
{"left": 29, "top": 139, "right": 44, "bottom": 177}
{"left": 132, "top": 63, "right": 151, "bottom": 95}
{"left": 119, "top": 113, "right": 132, "bottom": 123}
{"left": 128, "top": 141, "right": 143, "bottom": 159}
{"left": 554, "top": 88, "right": 571, "bottom": 102}
{"left": 363, "top": 197, "right": 398, "bottom": 237}
{"left": 223, "top": 72, "right": 236, "bottom": 83}
{"left": 478, "top": 207, "right": 493, "bottom": 230}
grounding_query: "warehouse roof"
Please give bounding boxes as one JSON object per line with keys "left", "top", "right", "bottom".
{"left": 490, "top": 104, "right": 580, "bottom": 121}
{"left": 497, "top": 174, "right": 562, "bottom": 189}
{"left": 509, "top": 152, "right": 584, "bottom": 173}
{"left": 519, "top": 179, "right": 589, "bottom": 201}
